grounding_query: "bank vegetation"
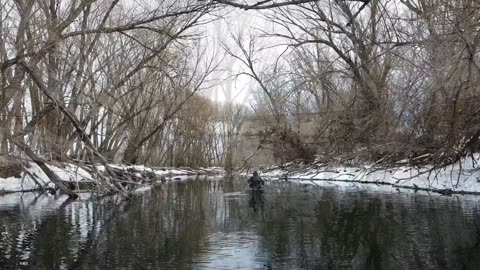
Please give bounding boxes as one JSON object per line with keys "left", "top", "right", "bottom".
{"left": 1, "top": 0, "right": 479, "bottom": 197}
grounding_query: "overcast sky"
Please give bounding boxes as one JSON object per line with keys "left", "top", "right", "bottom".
{"left": 199, "top": 7, "right": 278, "bottom": 105}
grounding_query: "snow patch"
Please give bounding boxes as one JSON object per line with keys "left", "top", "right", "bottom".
{"left": 257, "top": 154, "right": 480, "bottom": 195}
{"left": 0, "top": 161, "right": 224, "bottom": 193}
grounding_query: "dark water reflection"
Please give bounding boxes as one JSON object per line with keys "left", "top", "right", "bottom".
{"left": 1, "top": 177, "right": 480, "bottom": 269}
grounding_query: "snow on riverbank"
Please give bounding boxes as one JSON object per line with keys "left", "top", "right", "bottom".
{"left": 257, "top": 154, "right": 480, "bottom": 195}
{"left": 0, "top": 162, "right": 224, "bottom": 193}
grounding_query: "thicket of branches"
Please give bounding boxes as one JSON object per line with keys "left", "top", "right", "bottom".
{"left": 2, "top": 0, "right": 480, "bottom": 196}
{"left": 4, "top": 0, "right": 212, "bottom": 160}
{"left": 0, "top": 0, "right": 250, "bottom": 196}
{"left": 228, "top": 0, "right": 480, "bottom": 167}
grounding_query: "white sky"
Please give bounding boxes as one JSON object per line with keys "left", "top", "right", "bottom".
{"left": 199, "top": 8, "right": 278, "bottom": 105}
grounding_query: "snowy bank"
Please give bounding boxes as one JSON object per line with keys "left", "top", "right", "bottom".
{"left": 0, "top": 161, "right": 224, "bottom": 193}
{"left": 255, "top": 154, "right": 480, "bottom": 196}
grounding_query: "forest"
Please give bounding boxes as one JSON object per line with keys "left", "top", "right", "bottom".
{"left": 1, "top": 0, "right": 480, "bottom": 196}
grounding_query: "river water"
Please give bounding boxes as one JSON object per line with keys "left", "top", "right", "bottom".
{"left": 1, "top": 176, "right": 480, "bottom": 269}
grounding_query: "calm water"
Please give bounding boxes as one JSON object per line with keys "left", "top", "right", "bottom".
{"left": 1, "top": 177, "right": 480, "bottom": 269}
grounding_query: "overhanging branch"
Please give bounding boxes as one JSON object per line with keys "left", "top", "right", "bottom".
{"left": 212, "top": 0, "right": 369, "bottom": 10}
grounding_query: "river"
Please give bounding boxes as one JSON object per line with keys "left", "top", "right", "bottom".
{"left": 1, "top": 176, "right": 480, "bottom": 269}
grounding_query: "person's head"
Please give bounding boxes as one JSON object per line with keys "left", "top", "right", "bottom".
{"left": 253, "top": 171, "right": 258, "bottom": 177}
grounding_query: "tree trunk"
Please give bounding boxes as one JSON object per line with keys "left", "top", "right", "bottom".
{"left": 7, "top": 136, "right": 78, "bottom": 198}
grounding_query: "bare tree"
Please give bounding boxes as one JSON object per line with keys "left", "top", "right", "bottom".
{"left": 0, "top": 0, "right": 217, "bottom": 196}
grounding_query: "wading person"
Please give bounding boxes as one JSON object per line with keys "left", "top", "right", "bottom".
{"left": 247, "top": 171, "right": 265, "bottom": 190}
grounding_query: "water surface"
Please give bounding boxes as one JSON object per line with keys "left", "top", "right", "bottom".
{"left": 1, "top": 177, "right": 480, "bottom": 269}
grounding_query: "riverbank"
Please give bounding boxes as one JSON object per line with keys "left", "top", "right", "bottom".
{"left": 0, "top": 158, "right": 224, "bottom": 194}
{"left": 255, "top": 154, "right": 480, "bottom": 196}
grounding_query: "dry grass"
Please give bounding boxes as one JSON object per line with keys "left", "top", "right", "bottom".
{"left": 0, "top": 156, "right": 26, "bottom": 178}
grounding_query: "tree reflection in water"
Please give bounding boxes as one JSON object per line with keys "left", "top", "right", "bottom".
{"left": 0, "top": 177, "right": 480, "bottom": 269}
{"left": 249, "top": 190, "right": 264, "bottom": 213}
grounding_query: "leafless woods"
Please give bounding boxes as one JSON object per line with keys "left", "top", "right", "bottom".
{"left": 227, "top": 0, "right": 480, "bottom": 167}
{"left": 1, "top": 0, "right": 480, "bottom": 180}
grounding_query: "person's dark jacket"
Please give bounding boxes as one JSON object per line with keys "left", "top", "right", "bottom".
{"left": 247, "top": 175, "right": 265, "bottom": 190}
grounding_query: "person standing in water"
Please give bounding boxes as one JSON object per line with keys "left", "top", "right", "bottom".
{"left": 247, "top": 171, "right": 265, "bottom": 190}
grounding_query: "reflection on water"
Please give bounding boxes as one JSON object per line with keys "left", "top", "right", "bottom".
{"left": 1, "top": 177, "right": 480, "bottom": 269}
{"left": 248, "top": 190, "right": 264, "bottom": 213}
